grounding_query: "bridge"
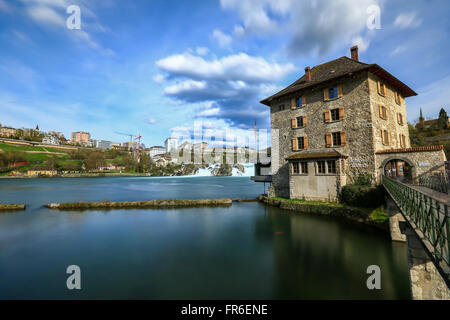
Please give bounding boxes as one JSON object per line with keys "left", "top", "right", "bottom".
{"left": 382, "top": 175, "right": 450, "bottom": 299}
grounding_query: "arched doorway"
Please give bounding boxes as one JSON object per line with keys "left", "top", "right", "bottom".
{"left": 383, "top": 159, "right": 413, "bottom": 182}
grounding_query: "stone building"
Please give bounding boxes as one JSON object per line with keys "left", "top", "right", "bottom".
{"left": 261, "top": 46, "right": 446, "bottom": 201}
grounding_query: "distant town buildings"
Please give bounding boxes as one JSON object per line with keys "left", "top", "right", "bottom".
{"left": 149, "top": 146, "right": 166, "bottom": 158}
{"left": 70, "top": 131, "right": 91, "bottom": 144}
{"left": 123, "top": 141, "right": 139, "bottom": 151}
{"left": 91, "top": 140, "right": 120, "bottom": 150}
{"left": 0, "top": 126, "right": 17, "bottom": 138}
{"left": 42, "top": 134, "right": 60, "bottom": 145}
{"left": 165, "top": 137, "right": 178, "bottom": 153}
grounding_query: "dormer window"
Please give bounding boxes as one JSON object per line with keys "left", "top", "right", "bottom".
{"left": 296, "top": 97, "right": 303, "bottom": 108}
{"left": 324, "top": 84, "right": 343, "bottom": 101}
{"left": 329, "top": 87, "right": 338, "bottom": 99}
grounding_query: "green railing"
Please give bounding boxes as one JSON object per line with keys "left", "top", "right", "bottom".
{"left": 382, "top": 175, "right": 450, "bottom": 271}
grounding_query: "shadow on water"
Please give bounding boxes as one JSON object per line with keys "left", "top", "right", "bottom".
{"left": 0, "top": 177, "right": 410, "bottom": 299}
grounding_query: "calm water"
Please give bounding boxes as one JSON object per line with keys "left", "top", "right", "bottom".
{"left": 0, "top": 177, "right": 410, "bottom": 299}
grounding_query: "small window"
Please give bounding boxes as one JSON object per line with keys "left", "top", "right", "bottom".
{"left": 317, "top": 161, "right": 326, "bottom": 174}
{"left": 329, "top": 87, "right": 338, "bottom": 99}
{"left": 332, "top": 132, "right": 342, "bottom": 146}
{"left": 331, "top": 109, "right": 340, "bottom": 121}
{"left": 297, "top": 137, "right": 305, "bottom": 150}
{"left": 296, "top": 116, "right": 304, "bottom": 128}
{"left": 301, "top": 162, "right": 308, "bottom": 174}
{"left": 327, "top": 160, "right": 336, "bottom": 174}
{"left": 292, "top": 162, "right": 300, "bottom": 174}
{"left": 379, "top": 105, "right": 388, "bottom": 120}
{"left": 378, "top": 81, "right": 386, "bottom": 96}
{"left": 279, "top": 104, "right": 285, "bottom": 111}
{"left": 382, "top": 130, "right": 390, "bottom": 146}
{"left": 398, "top": 113, "right": 404, "bottom": 125}
{"left": 296, "top": 97, "right": 303, "bottom": 108}
{"left": 395, "top": 91, "right": 401, "bottom": 105}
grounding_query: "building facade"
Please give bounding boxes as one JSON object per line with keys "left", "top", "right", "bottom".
{"left": 149, "top": 146, "right": 166, "bottom": 159}
{"left": 261, "top": 46, "right": 446, "bottom": 201}
{"left": 70, "top": 131, "right": 91, "bottom": 144}
{"left": 42, "top": 134, "right": 60, "bottom": 145}
{"left": 165, "top": 137, "right": 178, "bottom": 153}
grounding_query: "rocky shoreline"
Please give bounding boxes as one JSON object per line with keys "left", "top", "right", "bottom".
{"left": 45, "top": 198, "right": 234, "bottom": 210}
{"left": 257, "top": 195, "right": 389, "bottom": 232}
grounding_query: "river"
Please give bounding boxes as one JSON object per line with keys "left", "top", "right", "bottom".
{"left": 0, "top": 176, "right": 410, "bottom": 299}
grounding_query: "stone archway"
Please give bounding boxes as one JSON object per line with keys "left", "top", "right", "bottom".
{"left": 380, "top": 157, "right": 414, "bottom": 182}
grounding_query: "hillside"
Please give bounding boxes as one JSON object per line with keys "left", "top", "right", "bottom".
{"left": 409, "top": 123, "right": 450, "bottom": 158}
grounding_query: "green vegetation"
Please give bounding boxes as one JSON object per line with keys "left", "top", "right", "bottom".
{"left": 265, "top": 196, "right": 389, "bottom": 228}
{"left": 0, "top": 204, "right": 26, "bottom": 211}
{"left": 340, "top": 173, "right": 386, "bottom": 208}
{"left": 46, "top": 198, "right": 233, "bottom": 210}
{"left": 410, "top": 107, "right": 450, "bottom": 157}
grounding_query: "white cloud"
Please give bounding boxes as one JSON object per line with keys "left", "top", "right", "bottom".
{"left": 196, "top": 47, "right": 209, "bottom": 55}
{"left": 220, "top": 0, "right": 383, "bottom": 56}
{"left": 144, "top": 117, "right": 157, "bottom": 125}
{"left": 156, "top": 52, "right": 295, "bottom": 84}
{"left": 26, "top": 5, "right": 65, "bottom": 26}
{"left": 20, "top": 0, "right": 114, "bottom": 55}
{"left": 153, "top": 74, "right": 166, "bottom": 83}
{"left": 394, "top": 12, "right": 422, "bottom": 29}
{"left": 390, "top": 45, "right": 407, "bottom": 56}
{"left": 352, "top": 36, "right": 371, "bottom": 52}
{"left": 233, "top": 25, "right": 245, "bottom": 37}
{"left": 212, "top": 29, "right": 232, "bottom": 48}
{"left": 164, "top": 80, "right": 207, "bottom": 95}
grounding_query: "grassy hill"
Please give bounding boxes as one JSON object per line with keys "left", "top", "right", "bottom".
{"left": 409, "top": 123, "right": 450, "bottom": 158}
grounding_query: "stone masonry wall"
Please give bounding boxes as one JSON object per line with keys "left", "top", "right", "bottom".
{"left": 368, "top": 73, "right": 411, "bottom": 151}
{"left": 270, "top": 71, "right": 378, "bottom": 197}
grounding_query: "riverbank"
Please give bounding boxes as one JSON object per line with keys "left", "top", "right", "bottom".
{"left": 258, "top": 195, "right": 389, "bottom": 232}
{"left": 0, "top": 204, "right": 26, "bottom": 211}
{"left": 45, "top": 198, "right": 233, "bottom": 210}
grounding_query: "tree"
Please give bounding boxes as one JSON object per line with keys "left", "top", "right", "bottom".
{"left": 438, "top": 108, "right": 448, "bottom": 129}
{"left": 85, "top": 151, "right": 106, "bottom": 171}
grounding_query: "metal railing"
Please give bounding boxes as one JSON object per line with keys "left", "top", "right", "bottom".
{"left": 382, "top": 175, "right": 450, "bottom": 272}
{"left": 418, "top": 172, "right": 450, "bottom": 195}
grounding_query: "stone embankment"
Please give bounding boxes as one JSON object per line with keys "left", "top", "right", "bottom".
{"left": 45, "top": 199, "right": 233, "bottom": 210}
{"left": 0, "top": 204, "right": 26, "bottom": 211}
{"left": 257, "top": 195, "right": 388, "bottom": 232}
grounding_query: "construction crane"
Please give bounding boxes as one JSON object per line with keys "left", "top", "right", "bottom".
{"left": 115, "top": 131, "right": 143, "bottom": 161}
{"left": 115, "top": 131, "right": 134, "bottom": 143}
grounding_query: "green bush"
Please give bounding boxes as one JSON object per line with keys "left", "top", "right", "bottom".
{"left": 340, "top": 184, "right": 386, "bottom": 208}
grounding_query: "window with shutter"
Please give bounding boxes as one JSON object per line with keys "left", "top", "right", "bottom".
{"left": 303, "top": 115, "right": 307, "bottom": 127}
{"left": 324, "top": 110, "right": 331, "bottom": 123}
{"left": 325, "top": 133, "right": 332, "bottom": 148}
{"left": 302, "top": 95, "right": 306, "bottom": 107}
{"left": 291, "top": 98, "right": 296, "bottom": 110}
{"left": 324, "top": 88, "right": 329, "bottom": 101}
{"left": 296, "top": 116, "right": 304, "bottom": 128}
{"left": 297, "top": 137, "right": 305, "bottom": 150}
{"left": 341, "top": 132, "right": 346, "bottom": 146}
{"left": 381, "top": 129, "right": 385, "bottom": 145}
{"left": 338, "top": 107, "right": 344, "bottom": 120}
{"left": 337, "top": 84, "right": 343, "bottom": 97}
{"left": 304, "top": 136, "right": 309, "bottom": 150}
{"left": 291, "top": 118, "right": 297, "bottom": 129}
{"left": 291, "top": 138, "right": 297, "bottom": 151}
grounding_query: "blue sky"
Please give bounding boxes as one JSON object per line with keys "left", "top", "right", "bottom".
{"left": 1, "top": 0, "right": 450, "bottom": 147}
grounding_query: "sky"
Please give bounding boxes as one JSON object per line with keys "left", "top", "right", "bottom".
{"left": 1, "top": 0, "right": 450, "bottom": 147}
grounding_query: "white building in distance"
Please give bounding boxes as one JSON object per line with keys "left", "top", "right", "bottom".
{"left": 165, "top": 137, "right": 178, "bottom": 153}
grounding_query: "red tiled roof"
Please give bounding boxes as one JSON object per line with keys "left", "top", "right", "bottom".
{"left": 375, "top": 145, "right": 444, "bottom": 154}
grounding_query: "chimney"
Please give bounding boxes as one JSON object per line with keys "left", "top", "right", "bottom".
{"left": 305, "top": 66, "right": 311, "bottom": 81}
{"left": 351, "top": 45, "right": 359, "bottom": 61}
